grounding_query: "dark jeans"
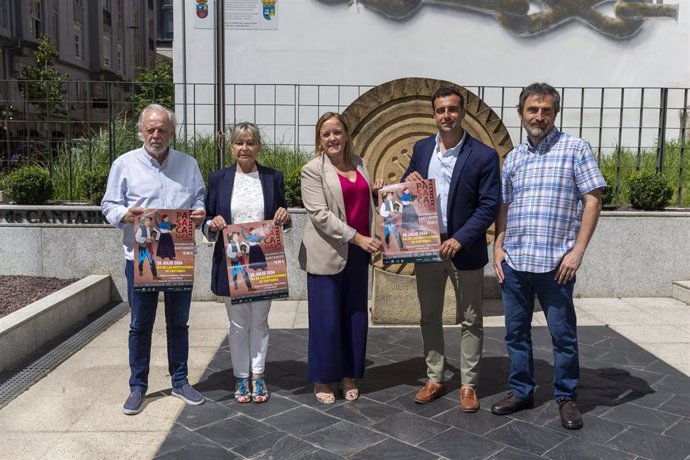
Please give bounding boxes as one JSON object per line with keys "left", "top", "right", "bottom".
{"left": 125, "top": 260, "right": 192, "bottom": 392}
{"left": 306, "top": 245, "right": 369, "bottom": 383}
{"left": 501, "top": 261, "right": 579, "bottom": 401}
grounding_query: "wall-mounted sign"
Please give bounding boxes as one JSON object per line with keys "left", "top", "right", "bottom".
{"left": 316, "top": 0, "right": 678, "bottom": 39}
{"left": 227, "top": 0, "right": 279, "bottom": 30}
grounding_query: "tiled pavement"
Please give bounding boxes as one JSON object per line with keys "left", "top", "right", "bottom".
{"left": 156, "top": 326, "right": 690, "bottom": 460}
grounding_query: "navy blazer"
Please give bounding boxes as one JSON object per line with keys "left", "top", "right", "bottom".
{"left": 402, "top": 134, "right": 501, "bottom": 270}
{"left": 205, "top": 163, "right": 287, "bottom": 296}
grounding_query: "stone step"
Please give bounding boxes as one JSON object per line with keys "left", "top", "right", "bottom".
{"left": 672, "top": 280, "right": 690, "bottom": 305}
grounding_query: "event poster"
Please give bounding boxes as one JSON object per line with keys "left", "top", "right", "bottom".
{"left": 377, "top": 179, "right": 442, "bottom": 265}
{"left": 133, "top": 209, "right": 196, "bottom": 292}
{"left": 223, "top": 220, "right": 288, "bottom": 304}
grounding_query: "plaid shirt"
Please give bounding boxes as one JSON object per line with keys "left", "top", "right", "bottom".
{"left": 501, "top": 128, "right": 606, "bottom": 273}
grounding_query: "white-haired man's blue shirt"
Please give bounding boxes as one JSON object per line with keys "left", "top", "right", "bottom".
{"left": 101, "top": 147, "right": 206, "bottom": 260}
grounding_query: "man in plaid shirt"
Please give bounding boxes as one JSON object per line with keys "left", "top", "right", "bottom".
{"left": 491, "top": 83, "right": 606, "bottom": 430}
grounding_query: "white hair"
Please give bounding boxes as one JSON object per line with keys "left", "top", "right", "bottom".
{"left": 136, "top": 104, "right": 177, "bottom": 142}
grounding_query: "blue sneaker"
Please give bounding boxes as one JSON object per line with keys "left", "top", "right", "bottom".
{"left": 172, "top": 383, "right": 205, "bottom": 406}
{"left": 123, "top": 390, "right": 145, "bottom": 415}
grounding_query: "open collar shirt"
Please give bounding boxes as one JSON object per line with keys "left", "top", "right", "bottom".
{"left": 501, "top": 128, "right": 606, "bottom": 273}
{"left": 101, "top": 147, "right": 206, "bottom": 260}
{"left": 428, "top": 131, "right": 466, "bottom": 233}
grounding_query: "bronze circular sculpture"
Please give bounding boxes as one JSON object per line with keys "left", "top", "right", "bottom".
{"left": 341, "top": 77, "right": 513, "bottom": 274}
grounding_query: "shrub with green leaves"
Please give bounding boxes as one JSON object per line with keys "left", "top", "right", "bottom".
{"left": 4, "top": 165, "right": 53, "bottom": 204}
{"left": 628, "top": 173, "right": 673, "bottom": 211}
{"left": 600, "top": 172, "right": 616, "bottom": 206}
{"left": 80, "top": 166, "right": 111, "bottom": 205}
{"left": 284, "top": 167, "right": 303, "bottom": 208}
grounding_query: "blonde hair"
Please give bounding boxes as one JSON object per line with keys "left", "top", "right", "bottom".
{"left": 230, "top": 122, "right": 262, "bottom": 147}
{"left": 314, "top": 112, "right": 353, "bottom": 164}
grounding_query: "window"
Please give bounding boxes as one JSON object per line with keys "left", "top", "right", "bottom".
{"left": 0, "top": 0, "right": 7, "bottom": 29}
{"left": 52, "top": 11, "right": 59, "bottom": 48}
{"left": 117, "top": 44, "right": 123, "bottom": 73}
{"left": 30, "top": 0, "right": 42, "bottom": 38}
{"left": 73, "top": 25, "right": 83, "bottom": 59}
{"left": 103, "top": 35, "right": 112, "bottom": 68}
{"left": 159, "top": 0, "right": 174, "bottom": 42}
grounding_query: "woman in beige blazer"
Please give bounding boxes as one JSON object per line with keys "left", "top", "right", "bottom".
{"left": 299, "top": 112, "right": 382, "bottom": 404}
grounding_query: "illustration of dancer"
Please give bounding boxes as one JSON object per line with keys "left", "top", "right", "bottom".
{"left": 227, "top": 231, "right": 255, "bottom": 291}
{"left": 399, "top": 186, "right": 421, "bottom": 230}
{"left": 241, "top": 226, "right": 268, "bottom": 270}
{"left": 135, "top": 217, "right": 160, "bottom": 279}
{"left": 155, "top": 213, "right": 177, "bottom": 259}
{"left": 379, "top": 191, "right": 405, "bottom": 250}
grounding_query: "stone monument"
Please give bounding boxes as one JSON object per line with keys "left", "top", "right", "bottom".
{"left": 341, "top": 77, "right": 513, "bottom": 324}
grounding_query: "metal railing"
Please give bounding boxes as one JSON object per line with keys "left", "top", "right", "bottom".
{"left": 1, "top": 80, "right": 688, "bottom": 203}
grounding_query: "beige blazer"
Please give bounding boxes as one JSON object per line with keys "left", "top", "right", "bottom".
{"left": 298, "top": 153, "right": 375, "bottom": 275}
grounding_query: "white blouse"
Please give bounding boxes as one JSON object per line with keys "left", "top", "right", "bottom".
{"left": 230, "top": 170, "right": 265, "bottom": 225}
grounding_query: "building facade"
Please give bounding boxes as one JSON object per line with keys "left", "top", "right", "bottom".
{"left": 0, "top": 0, "right": 159, "bottom": 163}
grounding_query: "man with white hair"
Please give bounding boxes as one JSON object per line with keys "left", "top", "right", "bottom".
{"left": 102, "top": 104, "right": 207, "bottom": 415}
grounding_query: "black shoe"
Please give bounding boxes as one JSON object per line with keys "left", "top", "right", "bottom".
{"left": 491, "top": 392, "right": 535, "bottom": 415}
{"left": 559, "top": 398, "right": 583, "bottom": 430}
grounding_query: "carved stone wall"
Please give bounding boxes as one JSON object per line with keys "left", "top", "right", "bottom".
{"left": 342, "top": 77, "right": 513, "bottom": 324}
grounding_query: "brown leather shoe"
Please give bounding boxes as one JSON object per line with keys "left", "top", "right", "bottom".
{"left": 414, "top": 380, "right": 447, "bottom": 404}
{"left": 490, "top": 392, "right": 535, "bottom": 415}
{"left": 460, "top": 386, "right": 479, "bottom": 412}
{"left": 559, "top": 398, "right": 583, "bottom": 430}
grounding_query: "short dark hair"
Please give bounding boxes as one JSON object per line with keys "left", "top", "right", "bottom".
{"left": 431, "top": 86, "right": 465, "bottom": 110}
{"left": 518, "top": 83, "right": 561, "bottom": 114}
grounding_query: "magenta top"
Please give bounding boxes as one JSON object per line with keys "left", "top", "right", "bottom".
{"left": 338, "top": 170, "right": 370, "bottom": 237}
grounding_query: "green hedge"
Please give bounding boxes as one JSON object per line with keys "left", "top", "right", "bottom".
{"left": 4, "top": 165, "right": 53, "bottom": 204}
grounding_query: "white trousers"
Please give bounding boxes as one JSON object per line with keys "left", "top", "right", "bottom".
{"left": 223, "top": 298, "right": 271, "bottom": 379}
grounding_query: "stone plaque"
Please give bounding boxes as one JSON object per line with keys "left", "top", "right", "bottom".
{"left": 342, "top": 77, "right": 512, "bottom": 324}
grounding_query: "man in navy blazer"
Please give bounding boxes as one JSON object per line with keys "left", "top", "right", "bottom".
{"left": 402, "top": 86, "right": 500, "bottom": 412}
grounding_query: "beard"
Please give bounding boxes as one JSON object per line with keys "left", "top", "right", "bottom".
{"left": 523, "top": 123, "right": 552, "bottom": 142}
{"left": 145, "top": 140, "right": 169, "bottom": 156}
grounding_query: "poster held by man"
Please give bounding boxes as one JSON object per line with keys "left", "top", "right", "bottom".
{"left": 377, "top": 179, "right": 442, "bottom": 265}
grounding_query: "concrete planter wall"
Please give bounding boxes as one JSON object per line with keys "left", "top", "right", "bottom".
{"left": 0, "top": 275, "right": 111, "bottom": 372}
{"left": 1, "top": 205, "right": 689, "bottom": 299}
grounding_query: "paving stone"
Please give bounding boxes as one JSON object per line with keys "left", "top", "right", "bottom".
{"left": 432, "top": 407, "right": 512, "bottom": 436}
{"left": 371, "top": 411, "right": 450, "bottom": 445}
{"left": 544, "top": 437, "right": 635, "bottom": 460}
{"left": 175, "top": 400, "right": 235, "bottom": 431}
{"left": 302, "top": 420, "right": 387, "bottom": 457}
{"left": 488, "top": 446, "right": 543, "bottom": 459}
{"left": 231, "top": 432, "right": 320, "bottom": 459}
{"left": 194, "top": 415, "right": 275, "bottom": 450}
{"left": 601, "top": 402, "right": 682, "bottom": 434}
{"left": 607, "top": 426, "right": 690, "bottom": 460}
{"left": 154, "top": 326, "right": 690, "bottom": 459}
{"left": 543, "top": 413, "right": 627, "bottom": 444}
{"left": 219, "top": 393, "right": 300, "bottom": 420}
{"left": 485, "top": 420, "right": 570, "bottom": 456}
{"left": 418, "top": 426, "right": 504, "bottom": 459}
{"left": 658, "top": 394, "right": 690, "bottom": 418}
{"left": 350, "top": 438, "right": 438, "bottom": 460}
{"left": 324, "top": 398, "right": 403, "bottom": 427}
{"left": 263, "top": 406, "right": 340, "bottom": 436}
{"left": 664, "top": 419, "right": 690, "bottom": 443}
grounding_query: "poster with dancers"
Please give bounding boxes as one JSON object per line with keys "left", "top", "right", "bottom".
{"left": 222, "top": 220, "right": 289, "bottom": 304}
{"left": 377, "top": 179, "right": 442, "bottom": 265}
{"left": 133, "top": 209, "right": 195, "bottom": 292}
